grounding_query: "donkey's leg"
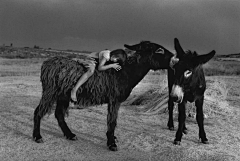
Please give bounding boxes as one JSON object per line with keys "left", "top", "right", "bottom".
{"left": 174, "top": 101, "right": 186, "bottom": 145}
{"left": 33, "top": 104, "right": 44, "bottom": 143}
{"left": 195, "top": 97, "right": 208, "bottom": 144}
{"left": 106, "top": 101, "right": 120, "bottom": 151}
{"left": 55, "top": 99, "right": 77, "bottom": 140}
{"left": 167, "top": 69, "right": 175, "bottom": 130}
{"left": 33, "top": 89, "right": 56, "bottom": 143}
{"left": 167, "top": 98, "right": 174, "bottom": 130}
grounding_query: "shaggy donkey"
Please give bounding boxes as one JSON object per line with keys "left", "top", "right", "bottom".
{"left": 171, "top": 38, "right": 215, "bottom": 145}
{"left": 33, "top": 41, "right": 175, "bottom": 151}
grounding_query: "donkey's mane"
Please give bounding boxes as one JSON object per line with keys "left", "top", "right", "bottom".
{"left": 140, "top": 40, "right": 151, "bottom": 43}
{"left": 126, "top": 52, "right": 141, "bottom": 64}
{"left": 184, "top": 50, "right": 198, "bottom": 58}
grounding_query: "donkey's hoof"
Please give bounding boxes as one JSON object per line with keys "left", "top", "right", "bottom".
{"left": 169, "top": 127, "right": 174, "bottom": 131}
{"left": 202, "top": 140, "right": 209, "bottom": 144}
{"left": 183, "top": 129, "right": 188, "bottom": 135}
{"left": 34, "top": 138, "right": 44, "bottom": 143}
{"left": 70, "top": 136, "right": 78, "bottom": 141}
{"left": 67, "top": 136, "right": 78, "bottom": 141}
{"left": 173, "top": 140, "right": 181, "bottom": 145}
{"left": 200, "top": 139, "right": 209, "bottom": 144}
{"left": 65, "top": 134, "right": 78, "bottom": 141}
{"left": 108, "top": 143, "right": 118, "bottom": 151}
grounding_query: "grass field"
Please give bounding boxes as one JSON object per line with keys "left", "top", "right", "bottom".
{"left": 1, "top": 46, "right": 240, "bottom": 76}
{"left": 0, "top": 49, "right": 240, "bottom": 160}
{"left": 203, "top": 60, "right": 240, "bottom": 76}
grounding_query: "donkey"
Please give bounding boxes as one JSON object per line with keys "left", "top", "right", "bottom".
{"left": 33, "top": 41, "right": 176, "bottom": 151}
{"left": 170, "top": 38, "right": 215, "bottom": 145}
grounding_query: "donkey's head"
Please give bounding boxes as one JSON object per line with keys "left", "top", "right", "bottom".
{"left": 171, "top": 38, "right": 215, "bottom": 103}
{"left": 124, "top": 41, "right": 175, "bottom": 69}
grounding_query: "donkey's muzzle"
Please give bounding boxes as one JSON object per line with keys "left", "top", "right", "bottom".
{"left": 171, "top": 85, "right": 184, "bottom": 104}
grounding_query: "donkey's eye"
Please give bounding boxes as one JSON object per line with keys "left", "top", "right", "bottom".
{"left": 184, "top": 70, "right": 192, "bottom": 78}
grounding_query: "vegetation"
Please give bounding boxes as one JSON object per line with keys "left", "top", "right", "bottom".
{"left": 0, "top": 46, "right": 240, "bottom": 76}
{"left": 203, "top": 60, "right": 240, "bottom": 76}
{"left": 0, "top": 46, "right": 88, "bottom": 59}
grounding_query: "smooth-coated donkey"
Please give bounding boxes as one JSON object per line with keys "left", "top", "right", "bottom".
{"left": 170, "top": 38, "right": 215, "bottom": 145}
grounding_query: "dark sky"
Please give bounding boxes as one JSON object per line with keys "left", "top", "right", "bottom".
{"left": 1, "top": 0, "right": 240, "bottom": 55}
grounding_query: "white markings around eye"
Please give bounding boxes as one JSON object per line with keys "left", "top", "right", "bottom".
{"left": 184, "top": 70, "right": 192, "bottom": 78}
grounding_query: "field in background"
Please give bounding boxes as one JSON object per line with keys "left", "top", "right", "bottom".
{"left": 204, "top": 60, "right": 240, "bottom": 76}
{"left": 1, "top": 46, "right": 240, "bottom": 76}
{"left": 0, "top": 48, "right": 240, "bottom": 160}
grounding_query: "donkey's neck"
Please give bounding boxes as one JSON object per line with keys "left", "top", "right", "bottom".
{"left": 126, "top": 60, "right": 151, "bottom": 88}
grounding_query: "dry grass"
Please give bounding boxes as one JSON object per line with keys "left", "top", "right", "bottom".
{"left": 1, "top": 46, "right": 240, "bottom": 76}
{"left": 0, "top": 58, "right": 240, "bottom": 161}
{"left": 0, "top": 58, "right": 44, "bottom": 77}
{"left": 203, "top": 60, "right": 240, "bottom": 76}
{"left": 124, "top": 72, "right": 237, "bottom": 119}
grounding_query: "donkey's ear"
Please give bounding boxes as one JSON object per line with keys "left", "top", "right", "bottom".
{"left": 174, "top": 38, "right": 185, "bottom": 58}
{"left": 124, "top": 44, "right": 140, "bottom": 51}
{"left": 124, "top": 44, "right": 132, "bottom": 50}
{"left": 195, "top": 50, "right": 216, "bottom": 65}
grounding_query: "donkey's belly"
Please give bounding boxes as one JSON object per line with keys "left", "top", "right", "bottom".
{"left": 185, "top": 93, "right": 195, "bottom": 102}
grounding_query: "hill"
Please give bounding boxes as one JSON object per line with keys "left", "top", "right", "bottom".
{"left": 215, "top": 53, "right": 240, "bottom": 62}
{"left": 0, "top": 46, "right": 90, "bottom": 59}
